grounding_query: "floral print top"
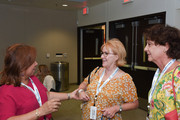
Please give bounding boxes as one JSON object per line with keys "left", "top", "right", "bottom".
{"left": 148, "top": 65, "right": 180, "bottom": 120}
{"left": 81, "top": 67, "right": 138, "bottom": 120}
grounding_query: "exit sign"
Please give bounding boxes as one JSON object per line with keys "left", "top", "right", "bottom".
{"left": 83, "top": 7, "right": 89, "bottom": 15}
{"left": 123, "top": 0, "right": 133, "bottom": 4}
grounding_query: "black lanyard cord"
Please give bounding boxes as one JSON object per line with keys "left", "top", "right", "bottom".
{"left": 88, "top": 66, "right": 100, "bottom": 84}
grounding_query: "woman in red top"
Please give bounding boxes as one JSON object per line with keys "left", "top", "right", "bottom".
{"left": 0, "top": 44, "right": 79, "bottom": 120}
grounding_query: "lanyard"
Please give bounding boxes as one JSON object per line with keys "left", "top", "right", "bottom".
{"left": 148, "top": 59, "right": 176, "bottom": 103}
{"left": 21, "top": 77, "right": 42, "bottom": 106}
{"left": 94, "top": 67, "right": 119, "bottom": 106}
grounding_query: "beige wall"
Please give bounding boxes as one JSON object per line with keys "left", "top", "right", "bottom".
{"left": 0, "top": 4, "right": 78, "bottom": 83}
{"left": 77, "top": 0, "right": 180, "bottom": 30}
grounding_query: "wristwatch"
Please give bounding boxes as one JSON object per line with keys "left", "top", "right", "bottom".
{"left": 119, "top": 105, "right": 123, "bottom": 112}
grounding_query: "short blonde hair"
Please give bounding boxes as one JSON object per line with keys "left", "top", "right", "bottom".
{"left": 101, "top": 38, "right": 127, "bottom": 66}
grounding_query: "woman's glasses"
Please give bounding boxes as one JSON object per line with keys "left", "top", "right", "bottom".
{"left": 100, "top": 52, "right": 114, "bottom": 57}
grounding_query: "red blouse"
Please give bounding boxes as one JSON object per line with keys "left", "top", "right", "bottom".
{"left": 0, "top": 76, "right": 51, "bottom": 120}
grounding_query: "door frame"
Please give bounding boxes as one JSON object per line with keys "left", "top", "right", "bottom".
{"left": 77, "top": 23, "right": 106, "bottom": 84}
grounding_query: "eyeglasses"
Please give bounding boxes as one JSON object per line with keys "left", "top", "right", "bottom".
{"left": 100, "top": 52, "right": 114, "bottom": 57}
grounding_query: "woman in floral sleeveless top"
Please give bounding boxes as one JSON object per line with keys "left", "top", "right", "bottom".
{"left": 78, "top": 38, "right": 139, "bottom": 120}
{"left": 144, "top": 24, "right": 180, "bottom": 120}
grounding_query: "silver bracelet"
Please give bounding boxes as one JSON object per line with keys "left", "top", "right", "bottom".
{"left": 35, "top": 109, "right": 40, "bottom": 118}
{"left": 78, "top": 89, "right": 84, "bottom": 94}
{"left": 67, "top": 93, "right": 71, "bottom": 100}
{"left": 119, "top": 105, "right": 123, "bottom": 113}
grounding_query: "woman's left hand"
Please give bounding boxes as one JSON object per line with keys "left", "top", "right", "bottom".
{"left": 101, "top": 105, "right": 119, "bottom": 119}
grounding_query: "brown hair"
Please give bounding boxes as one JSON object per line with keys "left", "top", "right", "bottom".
{"left": 0, "top": 44, "right": 36, "bottom": 86}
{"left": 38, "top": 64, "right": 51, "bottom": 83}
{"left": 144, "top": 24, "right": 180, "bottom": 59}
{"left": 101, "top": 38, "right": 127, "bottom": 66}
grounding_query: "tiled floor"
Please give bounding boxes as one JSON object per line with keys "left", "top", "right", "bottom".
{"left": 52, "top": 84, "right": 147, "bottom": 120}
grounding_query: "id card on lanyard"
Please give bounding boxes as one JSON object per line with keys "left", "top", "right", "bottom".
{"left": 90, "top": 67, "right": 119, "bottom": 119}
{"left": 21, "top": 77, "right": 42, "bottom": 106}
{"left": 148, "top": 59, "right": 176, "bottom": 103}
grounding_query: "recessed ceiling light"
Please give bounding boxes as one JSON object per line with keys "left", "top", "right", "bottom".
{"left": 62, "top": 4, "right": 68, "bottom": 7}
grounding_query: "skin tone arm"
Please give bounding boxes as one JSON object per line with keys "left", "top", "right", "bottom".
{"left": 7, "top": 87, "right": 80, "bottom": 120}
{"left": 78, "top": 81, "right": 90, "bottom": 101}
{"left": 78, "top": 81, "right": 88, "bottom": 90}
{"left": 102, "top": 100, "right": 139, "bottom": 118}
{"left": 120, "top": 99, "right": 139, "bottom": 111}
{"left": 47, "top": 89, "right": 80, "bottom": 101}
{"left": 7, "top": 89, "right": 80, "bottom": 120}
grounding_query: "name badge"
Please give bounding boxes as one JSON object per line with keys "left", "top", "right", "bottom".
{"left": 90, "top": 106, "right": 97, "bottom": 119}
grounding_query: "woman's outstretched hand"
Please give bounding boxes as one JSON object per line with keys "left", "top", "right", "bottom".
{"left": 70, "top": 89, "right": 81, "bottom": 100}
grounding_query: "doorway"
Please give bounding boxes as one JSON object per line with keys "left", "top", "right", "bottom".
{"left": 77, "top": 23, "right": 106, "bottom": 84}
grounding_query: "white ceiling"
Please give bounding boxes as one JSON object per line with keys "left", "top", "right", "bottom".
{"left": 0, "top": 0, "right": 108, "bottom": 10}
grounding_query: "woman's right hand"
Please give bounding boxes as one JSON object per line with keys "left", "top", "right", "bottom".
{"left": 79, "top": 91, "right": 90, "bottom": 101}
{"left": 39, "top": 99, "right": 61, "bottom": 116}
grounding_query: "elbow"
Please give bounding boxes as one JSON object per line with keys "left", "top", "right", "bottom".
{"left": 134, "top": 100, "right": 139, "bottom": 109}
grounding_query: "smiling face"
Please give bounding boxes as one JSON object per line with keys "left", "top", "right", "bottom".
{"left": 144, "top": 40, "right": 168, "bottom": 64}
{"left": 101, "top": 46, "right": 118, "bottom": 68}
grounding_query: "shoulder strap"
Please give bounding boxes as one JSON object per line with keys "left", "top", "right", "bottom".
{"left": 88, "top": 66, "right": 100, "bottom": 84}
